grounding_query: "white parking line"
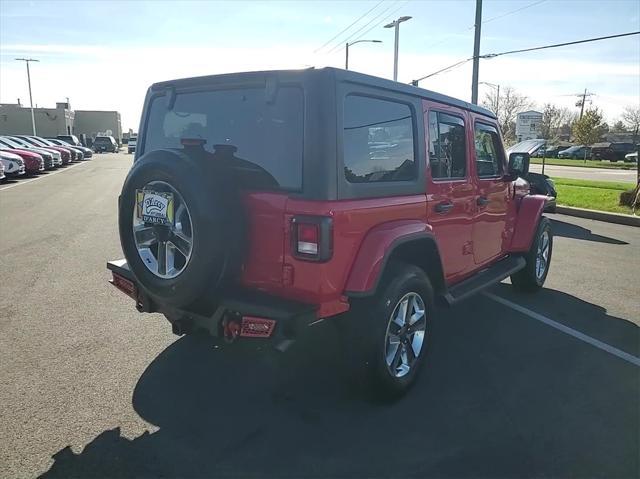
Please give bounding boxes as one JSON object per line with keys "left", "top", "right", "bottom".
{"left": 485, "top": 292, "right": 640, "bottom": 367}
{"left": 0, "top": 161, "right": 89, "bottom": 191}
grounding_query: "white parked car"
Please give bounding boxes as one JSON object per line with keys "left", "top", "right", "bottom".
{"left": 0, "top": 159, "right": 5, "bottom": 181}
{"left": 128, "top": 136, "right": 137, "bottom": 154}
{"left": 0, "top": 151, "right": 26, "bottom": 177}
{"left": 624, "top": 151, "right": 638, "bottom": 163}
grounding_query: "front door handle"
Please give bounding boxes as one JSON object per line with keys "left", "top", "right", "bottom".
{"left": 434, "top": 201, "right": 454, "bottom": 214}
{"left": 477, "top": 196, "right": 489, "bottom": 207}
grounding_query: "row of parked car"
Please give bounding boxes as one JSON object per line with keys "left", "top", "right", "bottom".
{"left": 0, "top": 134, "right": 95, "bottom": 181}
{"left": 534, "top": 142, "right": 638, "bottom": 162}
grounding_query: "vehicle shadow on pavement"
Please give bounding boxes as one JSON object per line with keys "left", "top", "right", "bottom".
{"left": 40, "top": 292, "right": 639, "bottom": 478}
{"left": 550, "top": 218, "right": 628, "bottom": 245}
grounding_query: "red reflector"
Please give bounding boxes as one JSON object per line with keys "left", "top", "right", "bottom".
{"left": 240, "top": 316, "right": 276, "bottom": 338}
{"left": 297, "top": 223, "right": 318, "bottom": 243}
{"left": 296, "top": 223, "right": 319, "bottom": 255}
{"left": 111, "top": 273, "right": 137, "bottom": 300}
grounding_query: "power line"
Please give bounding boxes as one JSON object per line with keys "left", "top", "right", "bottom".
{"left": 420, "top": 0, "right": 547, "bottom": 52}
{"left": 412, "top": 58, "right": 473, "bottom": 84}
{"left": 481, "top": 30, "right": 640, "bottom": 58}
{"left": 327, "top": 0, "right": 403, "bottom": 54}
{"left": 314, "top": 0, "right": 386, "bottom": 53}
{"left": 482, "top": 0, "right": 547, "bottom": 25}
{"left": 332, "top": 0, "right": 410, "bottom": 54}
{"left": 411, "top": 30, "right": 640, "bottom": 85}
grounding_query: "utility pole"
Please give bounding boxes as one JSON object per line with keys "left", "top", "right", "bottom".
{"left": 579, "top": 88, "right": 586, "bottom": 119}
{"left": 471, "top": 0, "right": 483, "bottom": 104}
{"left": 384, "top": 16, "right": 412, "bottom": 81}
{"left": 15, "top": 58, "right": 39, "bottom": 135}
{"left": 575, "top": 88, "right": 595, "bottom": 119}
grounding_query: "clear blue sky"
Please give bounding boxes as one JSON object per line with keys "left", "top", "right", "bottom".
{"left": 1, "top": 0, "right": 639, "bottom": 130}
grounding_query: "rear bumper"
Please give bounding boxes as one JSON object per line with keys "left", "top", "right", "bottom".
{"left": 107, "top": 259, "right": 319, "bottom": 351}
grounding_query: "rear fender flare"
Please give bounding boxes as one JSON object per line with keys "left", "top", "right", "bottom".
{"left": 509, "top": 194, "right": 547, "bottom": 252}
{"left": 344, "top": 220, "right": 444, "bottom": 297}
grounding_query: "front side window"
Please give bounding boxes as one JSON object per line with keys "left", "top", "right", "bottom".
{"left": 343, "top": 95, "right": 416, "bottom": 183}
{"left": 474, "top": 123, "right": 504, "bottom": 178}
{"left": 428, "top": 111, "right": 467, "bottom": 180}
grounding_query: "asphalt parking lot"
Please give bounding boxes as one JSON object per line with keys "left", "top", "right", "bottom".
{"left": 0, "top": 152, "right": 638, "bottom": 478}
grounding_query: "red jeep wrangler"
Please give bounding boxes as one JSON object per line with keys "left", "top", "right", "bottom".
{"left": 108, "top": 68, "right": 552, "bottom": 395}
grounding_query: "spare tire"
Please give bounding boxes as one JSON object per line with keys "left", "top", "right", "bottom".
{"left": 118, "top": 148, "right": 245, "bottom": 308}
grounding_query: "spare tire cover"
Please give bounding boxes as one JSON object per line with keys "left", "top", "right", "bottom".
{"left": 118, "top": 148, "right": 244, "bottom": 307}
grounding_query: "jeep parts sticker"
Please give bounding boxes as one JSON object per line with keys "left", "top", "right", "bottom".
{"left": 136, "top": 190, "right": 174, "bottom": 225}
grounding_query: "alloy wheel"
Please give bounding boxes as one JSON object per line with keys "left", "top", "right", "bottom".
{"left": 133, "top": 181, "right": 194, "bottom": 279}
{"left": 384, "top": 292, "right": 427, "bottom": 378}
{"left": 535, "top": 230, "right": 550, "bottom": 280}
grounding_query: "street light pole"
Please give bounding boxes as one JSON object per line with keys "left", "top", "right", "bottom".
{"left": 15, "top": 57, "right": 39, "bottom": 135}
{"left": 384, "top": 16, "right": 412, "bottom": 81}
{"left": 345, "top": 39, "right": 382, "bottom": 70}
{"left": 479, "top": 81, "right": 500, "bottom": 118}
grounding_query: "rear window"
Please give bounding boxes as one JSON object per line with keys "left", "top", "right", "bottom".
{"left": 142, "top": 87, "right": 304, "bottom": 190}
{"left": 95, "top": 137, "right": 112, "bottom": 144}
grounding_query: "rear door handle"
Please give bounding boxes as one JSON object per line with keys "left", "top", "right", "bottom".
{"left": 434, "top": 201, "right": 454, "bottom": 214}
{"left": 477, "top": 196, "right": 489, "bottom": 207}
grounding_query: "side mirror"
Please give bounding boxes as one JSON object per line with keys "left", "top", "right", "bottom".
{"left": 508, "top": 152, "right": 530, "bottom": 178}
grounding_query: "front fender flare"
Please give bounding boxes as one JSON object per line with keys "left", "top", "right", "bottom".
{"left": 344, "top": 220, "right": 438, "bottom": 297}
{"left": 509, "top": 194, "right": 547, "bottom": 252}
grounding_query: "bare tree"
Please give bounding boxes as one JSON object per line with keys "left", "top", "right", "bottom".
{"left": 540, "top": 104, "right": 575, "bottom": 140}
{"left": 482, "top": 86, "right": 533, "bottom": 143}
{"left": 621, "top": 105, "right": 640, "bottom": 143}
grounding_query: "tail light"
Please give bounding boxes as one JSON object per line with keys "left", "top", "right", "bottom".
{"left": 291, "top": 216, "right": 332, "bottom": 262}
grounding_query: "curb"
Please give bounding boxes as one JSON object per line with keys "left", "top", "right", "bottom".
{"left": 555, "top": 205, "right": 640, "bottom": 227}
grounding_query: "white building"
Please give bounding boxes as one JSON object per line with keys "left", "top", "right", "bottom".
{"left": 515, "top": 110, "right": 543, "bottom": 142}
{"left": 0, "top": 101, "right": 122, "bottom": 144}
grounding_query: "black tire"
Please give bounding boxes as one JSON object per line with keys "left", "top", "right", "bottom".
{"left": 118, "top": 148, "right": 245, "bottom": 307}
{"left": 348, "top": 261, "right": 435, "bottom": 398}
{"left": 511, "top": 216, "right": 553, "bottom": 292}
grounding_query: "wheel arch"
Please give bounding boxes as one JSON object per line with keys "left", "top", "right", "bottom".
{"left": 509, "top": 194, "right": 548, "bottom": 253}
{"left": 345, "top": 220, "right": 446, "bottom": 298}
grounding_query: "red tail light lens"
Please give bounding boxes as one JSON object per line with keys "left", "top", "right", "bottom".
{"left": 292, "top": 216, "right": 332, "bottom": 261}
{"left": 297, "top": 223, "right": 319, "bottom": 255}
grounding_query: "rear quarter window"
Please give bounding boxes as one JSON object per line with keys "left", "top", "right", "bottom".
{"left": 343, "top": 95, "right": 416, "bottom": 183}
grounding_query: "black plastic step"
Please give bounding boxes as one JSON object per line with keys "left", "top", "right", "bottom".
{"left": 443, "top": 256, "right": 525, "bottom": 306}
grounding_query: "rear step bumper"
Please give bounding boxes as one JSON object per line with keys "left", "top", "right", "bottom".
{"left": 107, "top": 259, "right": 318, "bottom": 351}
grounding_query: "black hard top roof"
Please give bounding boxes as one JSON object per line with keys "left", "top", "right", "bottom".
{"left": 150, "top": 67, "right": 496, "bottom": 120}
